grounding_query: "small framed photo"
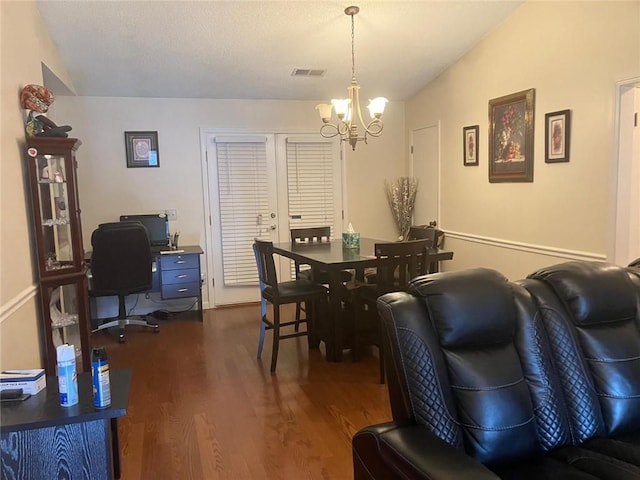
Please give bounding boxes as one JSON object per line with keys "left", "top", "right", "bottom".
{"left": 545, "top": 109, "right": 571, "bottom": 163}
{"left": 463, "top": 125, "right": 479, "bottom": 166}
{"left": 125, "top": 131, "right": 160, "bottom": 168}
{"left": 488, "top": 88, "right": 535, "bottom": 183}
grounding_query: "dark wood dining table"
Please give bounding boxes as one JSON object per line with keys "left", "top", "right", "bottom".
{"left": 272, "top": 237, "right": 454, "bottom": 362}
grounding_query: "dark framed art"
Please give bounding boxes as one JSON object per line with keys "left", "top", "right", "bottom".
{"left": 488, "top": 88, "right": 535, "bottom": 183}
{"left": 463, "top": 125, "right": 479, "bottom": 166}
{"left": 545, "top": 109, "right": 571, "bottom": 163}
{"left": 125, "top": 131, "right": 159, "bottom": 168}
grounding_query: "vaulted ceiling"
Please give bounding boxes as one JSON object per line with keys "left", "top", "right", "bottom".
{"left": 36, "top": 1, "right": 523, "bottom": 101}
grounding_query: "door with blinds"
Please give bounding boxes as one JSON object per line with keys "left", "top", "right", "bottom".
{"left": 205, "top": 132, "right": 342, "bottom": 306}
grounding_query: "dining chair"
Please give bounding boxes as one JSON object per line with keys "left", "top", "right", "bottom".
{"left": 407, "top": 225, "right": 446, "bottom": 272}
{"left": 290, "top": 227, "right": 352, "bottom": 325}
{"left": 351, "top": 239, "right": 431, "bottom": 383}
{"left": 253, "top": 239, "right": 328, "bottom": 373}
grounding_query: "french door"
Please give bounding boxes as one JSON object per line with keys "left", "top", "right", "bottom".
{"left": 204, "top": 131, "right": 342, "bottom": 306}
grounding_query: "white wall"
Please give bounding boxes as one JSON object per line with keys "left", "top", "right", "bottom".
{"left": 0, "top": 1, "right": 75, "bottom": 369}
{"left": 55, "top": 96, "right": 405, "bottom": 306}
{"left": 406, "top": 1, "right": 640, "bottom": 280}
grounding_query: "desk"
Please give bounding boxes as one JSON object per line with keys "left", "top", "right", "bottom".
{"left": 155, "top": 245, "right": 204, "bottom": 321}
{"left": 88, "top": 245, "right": 204, "bottom": 321}
{"left": 1, "top": 369, "right": 131, "bottom": 480}
{"left": 272, "top": 238, "right": 454, "bottom": 361}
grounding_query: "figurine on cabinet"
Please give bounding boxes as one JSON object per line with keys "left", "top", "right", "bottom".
{"left": 20, "top": 84, "right": 72, "bottom": 137}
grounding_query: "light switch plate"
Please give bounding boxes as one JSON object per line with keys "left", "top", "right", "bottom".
{"left": 166, "top": 209, "right": 177, "bottom": 221}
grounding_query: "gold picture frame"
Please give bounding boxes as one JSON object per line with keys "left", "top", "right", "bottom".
{"left": 488, "top": 89, "right": 535, "bottom": 183}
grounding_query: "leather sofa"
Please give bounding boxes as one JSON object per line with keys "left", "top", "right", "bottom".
{"left": 352, "top": 261, "right": 640, "bottom": 479}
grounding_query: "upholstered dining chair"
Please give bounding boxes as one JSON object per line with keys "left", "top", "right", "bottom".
{"left": 351, "top": 239, "right": 431, "bottom": 383}
{"left": 253, "top": 239, "right": 328, "bottom": 373}
{"left": 290, "top": 227, "right": 352, "bottom": 325}
{"left": 90, "top": 222, "right": 159, "bottom": 343}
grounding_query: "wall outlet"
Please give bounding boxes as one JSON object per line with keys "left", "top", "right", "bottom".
{"left": 166, "top": 209, "right": 177, "bottom": 221}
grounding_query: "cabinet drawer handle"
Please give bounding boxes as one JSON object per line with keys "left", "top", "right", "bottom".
{"left": 177, "top": 288, "right": 189, "bottom": 293}
{"left": 174, "top": 260, "right": 186, "bottom": 264}
{"left": 176, "top": 274, "right": 188, "bottom": 278}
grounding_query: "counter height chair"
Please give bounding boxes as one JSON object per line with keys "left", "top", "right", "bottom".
{"left": 352, "top": 239, "right": 431, "bottom": 383}
{"left": 290, "top": 227, "right": 352, "bottom": 326}
{"left": 90, "top": 222, "right": 159, "bottom": 343}
{"left": 253, "top": 239, "right": 328, "bottom": 373}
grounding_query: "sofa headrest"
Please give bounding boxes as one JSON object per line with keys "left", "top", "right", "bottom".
{"left": 408, "top": 268, "right": 515, "bottom": 348}
{"left": 527, "top": 261, "right": 636, "bottom": 326}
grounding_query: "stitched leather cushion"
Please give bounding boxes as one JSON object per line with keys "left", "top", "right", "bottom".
{"left": 529, "top": 261, "right": 636, "bottom": 326}
{"left": 528, "top": 261, "right": 640, "bottom": 437}
{"left": 409, "top": 268, "right": 515, "bottom": 347}
{"left": 408, "top": 268, "right": 540, "bottom": 465}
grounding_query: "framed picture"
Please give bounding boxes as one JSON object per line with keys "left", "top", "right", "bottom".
{"left": 463, "top": 125, "right": 479, "bottom": 166}
{"left": 488, "top": 88, "right": 535, "bottom": 183}
{"left": 545, "top": 109, "right": 571, "bottom": 163}
{"left": 125, "top": 131, "right": 160, "bottom": 168}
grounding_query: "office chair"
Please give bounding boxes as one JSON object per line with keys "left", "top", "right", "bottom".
{"left": 90, "top": 222, "right": 159, "bottom": 342}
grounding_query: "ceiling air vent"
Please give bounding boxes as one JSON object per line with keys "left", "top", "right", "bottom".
{"left": 291, "top": 68, "right": 326, "bottom": 77}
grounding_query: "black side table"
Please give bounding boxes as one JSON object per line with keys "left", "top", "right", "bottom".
{"left": 1, "top": 368, "right": 132, "bottom": 480}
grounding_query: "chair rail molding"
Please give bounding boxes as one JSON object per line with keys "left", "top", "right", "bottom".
{"left": 444, "top": 230, "right": 606, "bottom": 262}
{"left": 0, "top": 284, "right": 38, "bottom": 324}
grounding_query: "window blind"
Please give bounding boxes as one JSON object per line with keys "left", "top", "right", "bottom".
{"left": 286, "top": 139, "right": 335, "bottom": 231}
{"left": 215, "top": 138, "right": 269, "bottom": 286}
{"left": 286, "top": 138, "right": 336, "bottom": 277}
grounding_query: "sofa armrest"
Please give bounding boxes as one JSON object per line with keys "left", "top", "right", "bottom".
{"left": 353, "top": 422, "right": 499, "bottom": 480}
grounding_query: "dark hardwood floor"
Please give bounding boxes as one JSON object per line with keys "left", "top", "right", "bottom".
{"left": 93, "top": 305, "right": 391, "bottom": 480}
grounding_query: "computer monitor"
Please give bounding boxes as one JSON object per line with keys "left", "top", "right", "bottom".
{"left": 119, "top": 214, "right": 169, "bottom": 247}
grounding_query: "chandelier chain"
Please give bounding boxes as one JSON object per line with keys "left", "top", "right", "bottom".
{"left": 351, "top": 12, "right": 356, "bottom": 79}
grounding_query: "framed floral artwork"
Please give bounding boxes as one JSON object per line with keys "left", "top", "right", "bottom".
{"left": 463, "top": 125, "right": 479, "bottom": 166}
{"left": 125, "top": 131, "right": 160, "bottom": 168}
{"left": 488, "top": 89, "right": 535, "bottom": 183}
{"left": 545, "top": 109, "right": 571, "bottom": 163}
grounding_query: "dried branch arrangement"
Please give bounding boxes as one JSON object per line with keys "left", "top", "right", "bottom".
{"left": 385, "top": 177, "right": 419, "bottom": 240}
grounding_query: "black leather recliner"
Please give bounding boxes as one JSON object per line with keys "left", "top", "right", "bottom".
{"left": 353, "top": 262, "right": 640, "bottom": 479}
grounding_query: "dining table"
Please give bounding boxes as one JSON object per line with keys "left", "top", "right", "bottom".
{"left": 272, "top": 237, "right": 454, "bottom": 362}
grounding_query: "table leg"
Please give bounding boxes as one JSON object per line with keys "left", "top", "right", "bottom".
{"left": 111, "top": 418, "right": 121, "bottom": 479}
{"left": 325, "top": 269, "right": 343, "bottom": 362}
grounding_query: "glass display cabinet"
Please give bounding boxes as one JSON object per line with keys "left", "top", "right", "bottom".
{"left": 26, "top": 137, "right": 91, "bottom": 375}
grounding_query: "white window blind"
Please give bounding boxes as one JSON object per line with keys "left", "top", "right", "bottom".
{"left": 286, "top": 138, "right": 337, "bottom": 277}
{"left": 215, "top": 137, "right": 269, "bottom": 286}
{"left": 286, "top": 139, "right": 335, "bottom": 231}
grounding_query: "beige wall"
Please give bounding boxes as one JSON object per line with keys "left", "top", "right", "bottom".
{"left": 54, "top": 96, "right": 404, "bottom": 307}
{"left": 406, "top": 1, "right": 640, "bottom": 280}
{"left": 0, "top": 1, "right": 74, "bottom": 369}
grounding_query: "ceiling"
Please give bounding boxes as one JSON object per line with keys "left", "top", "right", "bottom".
{"left": 36, "top": 0, "right": 523, "bottom": 101}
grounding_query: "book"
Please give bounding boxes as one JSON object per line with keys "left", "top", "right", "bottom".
{"left": 0, "top": 369, "right": 46, "bottom": 395}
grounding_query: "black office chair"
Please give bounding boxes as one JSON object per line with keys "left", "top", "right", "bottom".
{"left": 90, "top": 222, "right": 159, "bottom": 343}
{"left": 253, "top": 239, "right": 328, "bottom": 373}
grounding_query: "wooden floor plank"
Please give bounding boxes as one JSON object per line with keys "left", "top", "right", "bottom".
{"left": 93, "top": 304, "right": 391, "bottom": 479}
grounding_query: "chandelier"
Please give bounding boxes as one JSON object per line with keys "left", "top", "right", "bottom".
{"left": 315, "top": 6, "right": 388, "bottom": 151}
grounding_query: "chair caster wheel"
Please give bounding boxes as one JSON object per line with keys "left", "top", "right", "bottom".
{"left": 153, "top": 326, "right": 160, "bottom": 333}
{"left": 118, "top": 331, "right": 125, "bottom": 343}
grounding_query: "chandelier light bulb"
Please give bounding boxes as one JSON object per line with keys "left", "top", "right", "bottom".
{"left": 367, "top": 97, "right": 388, "bottom": 119}
{"left": 331, "top": 98, "right": 351, "bottom": 119}
{"left": 315, "top": 103, "right": 333, "bottom": 122}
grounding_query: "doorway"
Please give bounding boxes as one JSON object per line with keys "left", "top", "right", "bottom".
{"left": 613, "top": 78, "right": 640, "bottom": 265}
{"left": 202, "top": 131, "right": 343, "bottom": 306}
{"left": 410, "top": 124, "right": 440, "bottom": 226}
